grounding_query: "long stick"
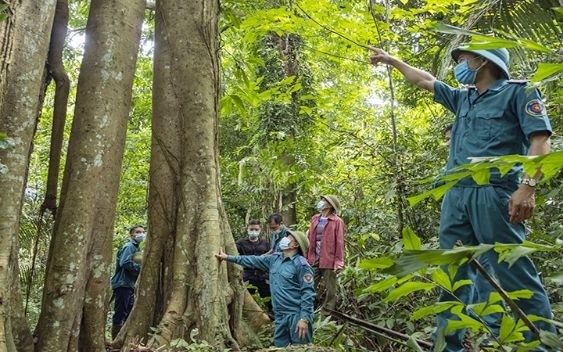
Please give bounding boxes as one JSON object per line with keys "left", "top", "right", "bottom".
{"left": 470, "top": 258, "right": 541, "bottom": 338}
{"left": 328, "top": 309, "right": 433, "bottom": 349}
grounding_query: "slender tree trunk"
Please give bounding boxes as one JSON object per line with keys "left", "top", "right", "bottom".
{"left": 0, "top": 1, "right": 56, "bottom": 351}
{"left": 41, "top": 0, "right": 70, "bottom": 215}
{"left": 34, "top": 0, "right": 145, "bottom": 350}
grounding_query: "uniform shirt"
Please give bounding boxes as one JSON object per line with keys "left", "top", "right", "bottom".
{"left": 434, "top": 79, "right": 552, "bottom": 186}
{"left": 235, "top": 237, "right": 270, "bottom": 282}
{"left": 227, "top": 252, "right": 315, "bottom": 321}
{"left": 111, "top": 240, "right": 141, "bottom": 289}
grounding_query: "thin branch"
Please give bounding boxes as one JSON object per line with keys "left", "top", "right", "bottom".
{"left": 301, "top": 43, "right": 370, "bottom": 64}
{"left": 294, "top": 1, "right": 370, "bottom": 50}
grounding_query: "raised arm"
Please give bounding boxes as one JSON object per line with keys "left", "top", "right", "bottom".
{"left": 369, "top": 47, "right": 436, "bottom": 93}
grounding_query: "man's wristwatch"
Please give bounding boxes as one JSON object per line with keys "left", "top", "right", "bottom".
{"left": 521, "top": 178, "right": 537, "bottom": 187}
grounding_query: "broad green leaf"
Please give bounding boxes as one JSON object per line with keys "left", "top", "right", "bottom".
{"left": 531, "top": 63, "right": 563, "bottom": 82}
{"left": 431, "top": 268, "right": 452, "bottom": 291}
{"left": 358, "top": 256, "right": 395, "bottom": 271}
{"left": 506, "top": 289, "right": 534, "bottom": 301}
{"left": 452, "top": 279, "right": 472, "bottom": 292}
{"left": 411, "top": 301, "right": 459, "bottom": 321}
{"left": 384, "top": 281, "right": 435, "bottom": 302}
{"left": 407, "top": 180, "right": 456, "bottom": 206}
{"left": 402, "top": 227, "right": 421, "bottom": 250}
{"left": 362, "top": 276, "right": 397, "bottom": 294}
{"left": 470, "top": 168, "right": 490, "bottom": 185}
{"left": 468, "top": 302, "right": 504, "bottom": 316}
{"left": 445, "top": 313, "right": 484, "bottom": 334}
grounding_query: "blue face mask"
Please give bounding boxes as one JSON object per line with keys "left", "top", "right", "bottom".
{"left": 454, "top": 60, "right": 479, "bottom": 85}
{"left": 279, "top": 236, "right": 292, "bottom": 250}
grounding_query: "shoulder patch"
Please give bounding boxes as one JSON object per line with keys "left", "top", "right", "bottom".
{"left": 303, "top": 273, "right": 313, "bottom": 284}
{"left": 525, "top": 99, "right": 545, "bottom": 117}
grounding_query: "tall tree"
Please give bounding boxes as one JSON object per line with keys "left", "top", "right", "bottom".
{"left": 34, "top": 0, "right": 145, "bottom": 350}
{"left": 0, "top": 1, "right": 56, "bottom": 351}
{"left": 115, "top": 0, "right": 267, "bottom": 349}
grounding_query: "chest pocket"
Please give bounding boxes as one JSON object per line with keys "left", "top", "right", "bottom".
{"left": 473, "top": 109, "right": 505, "bottom": 141}
{"left": 279, "top": 265, "right": 297, "bottom": 288}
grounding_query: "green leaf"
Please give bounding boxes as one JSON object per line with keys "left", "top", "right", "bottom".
{"left": 452, "top": 279, "right": 472, "bottom": 292}
{"left": 411, "top": 301, "right": 459, "bottom": 321}
{"left": 362, "top": 276, "right": 397, "bottom": 294}
{"left": 384, "top": 281, "right": 435, "bottom": 302}
{"left": 531, "top": 63, "right": 563, "bottom": 82}
{"left": 402, "top": 227, "right": 421, "bottom": 250}
{"left": 431, "top": 268, "right": 452, "bottom": 291}
{"left": 358, "top": 256, "right": 395, "bottom": 271}
{"left": 540, "top": 330, "right": 563, "bottom": 349}
{"left": 407, "top": 180, "right": 456, "bottom": 206}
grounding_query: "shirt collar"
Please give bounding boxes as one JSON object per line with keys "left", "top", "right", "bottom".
{"left": 487, "top": 78, "right": 509, "bottom": 92}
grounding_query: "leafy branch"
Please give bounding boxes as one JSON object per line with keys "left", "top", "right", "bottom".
{"left": 408, "top": 151, "right": 563, "bottom": 206}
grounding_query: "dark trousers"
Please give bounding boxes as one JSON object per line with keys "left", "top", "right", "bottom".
{"left": 112, "top": 287, "right": 134, "bottom": 325}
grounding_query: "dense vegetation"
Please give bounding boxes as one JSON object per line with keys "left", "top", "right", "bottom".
{"left": 6, "top": 0, "right": 561, "bottom": 350}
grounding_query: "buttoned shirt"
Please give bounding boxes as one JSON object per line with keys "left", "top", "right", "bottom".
{"left": 228, "top": 252, "right": 315, "bottom": 321}
{"left": 434, "top": 79, "right": 552, "bottom": 186}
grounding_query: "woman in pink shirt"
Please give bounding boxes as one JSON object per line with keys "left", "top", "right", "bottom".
{"left": 305, "top": 195, "right": 345, "bottom": 311}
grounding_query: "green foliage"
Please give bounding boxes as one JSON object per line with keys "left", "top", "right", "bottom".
{"left": 408, "top": 151, "right": 563, "bottom": 206}
{"left": 360, "top": 229, "right": 562, "bottom": 349}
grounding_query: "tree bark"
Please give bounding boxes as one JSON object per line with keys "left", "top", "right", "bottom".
{"left": 117, "top": 1, "right": 256, "bottom": 350}
{"left": 41, "top": 0, "right": 70, "bottom": 215}
{"left": 0, "top": 1, "right": 57, "bottom": 351}
{"left": 34, "top": 0, "right": 145, "bottom": 350}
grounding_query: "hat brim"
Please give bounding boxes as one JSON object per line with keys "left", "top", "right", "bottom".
{"left": 287, "top": 230, "right": 308, "bottom": 253}
{"left": 451, "top": 48, "right": 510, "bottom": 79}
{"left": 321, "top": 195, "right": 340, "bottom": 213}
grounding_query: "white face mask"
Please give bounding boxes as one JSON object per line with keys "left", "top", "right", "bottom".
{"left": 279, "top": 236, "right": 292, "bottom": 250}
{"left": 248, "top": 230, "right": 260, "bottom": 239}
{"left": 316, "top": 200, "right": 326, "bottom": 212}
{"left": 134, "top": 233, "right": 146, "bottom": 243}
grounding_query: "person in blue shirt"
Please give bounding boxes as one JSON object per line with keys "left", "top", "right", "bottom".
{"left": 265, "top": 213, "right": 288, "bottom": 253}
{"left": 217, "top": 230, "right": 315, "bottom": 347}
{"left": 369, "top": 47, "right": 555, "bottom": 351}
{"left": 110, "top": 225, "right": 145, "bottom": 339}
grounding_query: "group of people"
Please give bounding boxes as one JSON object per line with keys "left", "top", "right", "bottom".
{"left": 219, "top": 194, "right": 347, "bottom": 347}
{"left": 110, "top": 44, "right": 556, "bottom": 351}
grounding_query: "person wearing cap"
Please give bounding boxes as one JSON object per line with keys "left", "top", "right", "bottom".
{"left": 110, "top": 225, "right": 146, "bottom": 339}
{"left": 216, "top": 230, "right": 315, "bottom": 347}
{"left": 369, "top": 47, "right": 555, "bottom": 351}
{"left": 305, "top": 195, "right": 346, "bottom": 311}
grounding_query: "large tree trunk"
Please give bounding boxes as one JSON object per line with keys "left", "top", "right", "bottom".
{"left": 117, "top": 1, "right": 260, "bottom": 350}
{"left": 34, "top": 0, "right": 145, "bottom": 350}
{"left": 0, "top": 1, "right": 57, "bottom": 351}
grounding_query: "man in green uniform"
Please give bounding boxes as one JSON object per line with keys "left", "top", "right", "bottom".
{"left": 217, "top": 230, "right": 315, "bottom": 347}
{"left": 369, "top": 46, "right": 555, "bottom": 351}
